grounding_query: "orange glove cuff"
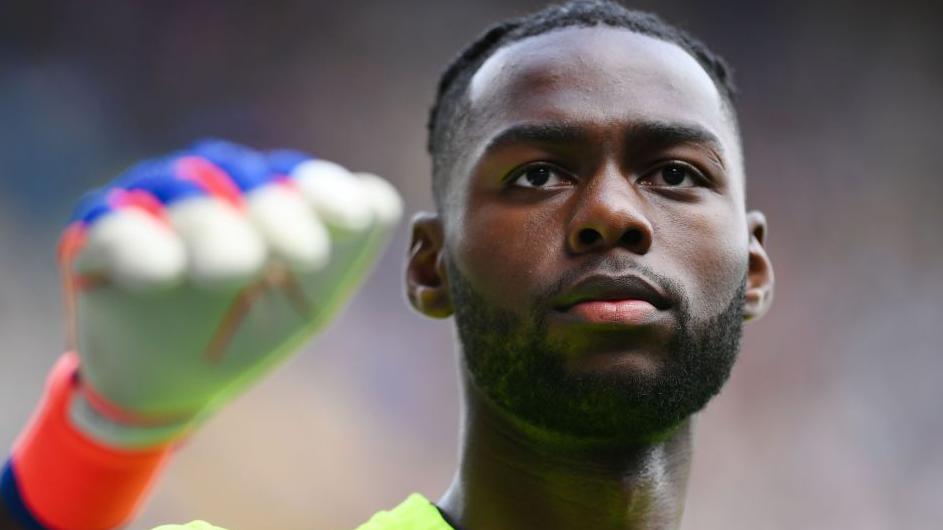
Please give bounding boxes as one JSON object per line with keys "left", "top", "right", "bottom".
{"left": 11, "top": 352, "right": 173, "bottom": 530}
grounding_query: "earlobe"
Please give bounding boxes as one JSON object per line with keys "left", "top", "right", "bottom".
{"left": 744, "top": 210, "right": 774, "bottom": 321}
{"left": 405, "top": 212, "right": 453, "bottom": 318}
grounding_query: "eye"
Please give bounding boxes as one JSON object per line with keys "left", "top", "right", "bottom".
{"left": 639, "top": 162, "right": 705, "bottom": 188}
{"left": 508, "top": 163, "right": 572, "bottom": 189}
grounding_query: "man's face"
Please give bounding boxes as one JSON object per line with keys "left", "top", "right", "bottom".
{"left": 410, "top": 27, "right": 772, "bottom": 441}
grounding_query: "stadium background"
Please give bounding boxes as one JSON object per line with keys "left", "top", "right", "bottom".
{"left": 1, "top": 1, "right": 941, "bottom": 528}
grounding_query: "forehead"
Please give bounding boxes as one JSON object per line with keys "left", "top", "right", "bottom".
{"left": 464, "top": 26, "right": 738, "bottom": 168}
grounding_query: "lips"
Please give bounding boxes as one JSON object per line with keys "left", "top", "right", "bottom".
{"left": 554, "top": 274, "right": 671, "bottom": 312}
{"left": 552, "top": 273, "right": 671, "bottom": 326}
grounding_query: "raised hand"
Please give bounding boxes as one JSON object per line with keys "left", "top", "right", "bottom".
{"left": 58, "top": 139, "right": 402, "bottom": 448}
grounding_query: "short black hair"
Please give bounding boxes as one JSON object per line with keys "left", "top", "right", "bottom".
{"left": 426, "top": 0, "right": 738, "bottom": 207}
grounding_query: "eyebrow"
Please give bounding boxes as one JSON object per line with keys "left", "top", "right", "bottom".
{"left": 480, "top": 120, "right": 726, "bottom": 169}
{"left": 626, "top": 121, "right": 726, "bottom": 170}
{"left": 481, "top": 122, "right": 592, "bottom": 157}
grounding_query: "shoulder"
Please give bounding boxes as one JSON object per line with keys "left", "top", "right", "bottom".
{"left": 354, "top": 493, "right": 454, "bottom": 530}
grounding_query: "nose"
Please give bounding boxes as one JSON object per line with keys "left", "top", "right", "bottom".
{"left": 566, "top": 168, "right": 653, "bottom": 255}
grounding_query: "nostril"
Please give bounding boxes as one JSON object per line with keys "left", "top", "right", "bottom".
{"left": 620, "top": 229, "right": 642, "bottom": 247}
{"left": 578, "top": 228, "right": 601, "bottom": 246}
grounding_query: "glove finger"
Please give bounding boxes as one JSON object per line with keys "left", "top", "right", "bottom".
{"left": 166, "top": 194, "right": 267, "bottom": 289}
{"left": 64, "top": 188, "right": 187, "bottom": 292}
{"left": 244, "top": 181, "right": 331, "bottom": 272}
{"left": 354, "top": 172, "right": 404, "bottom": 229}
{"left": 191, "top": 140, "right": 331, "bottom": 272}
{"left": 311, "top": 173, "right": 401, "bottom": 292}
{"left": 118, "top": 150, "right": 267, "bottom": 289}
{"left": 289, "top": 158, "right": 376, "bottom": 235}
{"left": 280, "top": 171, "right": 400, "bottom": 328}
{"left": 328, "top": 172, "right": 403, "bottom": 274}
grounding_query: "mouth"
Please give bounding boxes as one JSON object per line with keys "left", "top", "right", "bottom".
{"left": 552, "top": 274, "right": 672, "bottom": 326}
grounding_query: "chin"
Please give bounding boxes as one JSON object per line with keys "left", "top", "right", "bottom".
{"left": 564, "top": 347, "right": 666, "bottom": 379}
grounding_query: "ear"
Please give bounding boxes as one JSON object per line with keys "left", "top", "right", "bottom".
{"left": 405, "top": 211, "right": 453, "bottom": 318}
{"left": 744, "top": 210, "right": 774, "bottom": 321}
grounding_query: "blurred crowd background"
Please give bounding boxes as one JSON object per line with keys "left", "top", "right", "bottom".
{"left": 1, "top": 1, "right": 941, "bottom": 528}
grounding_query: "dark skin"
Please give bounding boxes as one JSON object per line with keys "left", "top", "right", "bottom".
{"left": 408, "top": 27, "right": 773, "bottom": 530}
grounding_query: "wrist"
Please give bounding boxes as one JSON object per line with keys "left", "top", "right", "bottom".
{"left": 10, "top": 352, "right": 174, "bottom": 530}
{"left": 70, "top": 382, "right": 198, "bottom": 450}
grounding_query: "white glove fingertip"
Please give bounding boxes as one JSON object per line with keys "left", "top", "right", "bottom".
{"left": 169, "top": 197, "right": 268, "bottom": 289}
{"left": 80, "top": 209, "right": 186, "bottom": 292}
{"left": 354, "top": 172, "right": 404, "bottom": 227}
{"left": 246, "top": 184, "right": 331, "bottom": 272}
{"left": 292, "top": 159, "right": 374, "bottom": 233}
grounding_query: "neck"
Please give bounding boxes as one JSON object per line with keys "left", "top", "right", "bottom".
{"left": 438, "top": 384, "right": 693, "bottom": 530}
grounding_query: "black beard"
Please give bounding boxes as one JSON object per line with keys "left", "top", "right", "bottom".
{"left": 448, "top": 257, "right": 746, "bottom": 442}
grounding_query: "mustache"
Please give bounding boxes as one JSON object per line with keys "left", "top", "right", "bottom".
{"left": 538, "top": 255, "right": 686, "bottom": 310}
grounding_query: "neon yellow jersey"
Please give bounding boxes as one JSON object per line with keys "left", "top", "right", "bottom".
{"left": 152, "top": 522, "right": 227, "bottom": 530}
{"left": 152, "top": 493, "right": 454, "bottom": 530}
{"left": 355, "top": 493, "right": 454, "bottom": 530}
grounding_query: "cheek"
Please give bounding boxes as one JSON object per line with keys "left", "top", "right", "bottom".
{"left": 663, "top": 207, "right": 748, "bottom": 316}
{"left": 451, "top": 202, "right": 561, "bottom": 312}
